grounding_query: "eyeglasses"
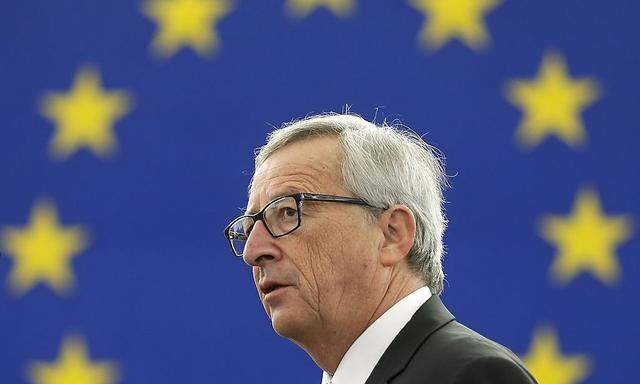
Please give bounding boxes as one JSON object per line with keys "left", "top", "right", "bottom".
{"left": 223, "top": 193, "right": 384, "bottom": 257}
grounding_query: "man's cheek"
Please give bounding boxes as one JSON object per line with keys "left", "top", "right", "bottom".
{"left": 306, "top": 239, "right": 336, "bottom": 279}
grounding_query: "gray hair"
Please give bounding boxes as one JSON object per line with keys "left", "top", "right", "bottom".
{"left": 253, "top": 113, "right": 448, "bottom": 294}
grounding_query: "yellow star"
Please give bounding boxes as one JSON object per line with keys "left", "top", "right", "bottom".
{"left": 286, "top": 0, "right": 355, "bottom": 18}
{"left": 522, "top": 327, "right": 590, "bottom": 384}
{"left": 28, "top": 335, "right": 118, "bottom": 384}
{"left": 409, "top": 0, "right": 500, "bottom": 51}
{"left": 1, "top": 200, "right": 88, "bottom": 296}
{"left": 539, "top": 187, "right": 633, "bottom": 285}
{"left": 142, "top": 0, "right": 232, "bottom": 57}
{"left": 506, "top": 52, "right": 600, "bottom": 149}
{"left": 40, "top": 66, "right": 132, "bottom": 160}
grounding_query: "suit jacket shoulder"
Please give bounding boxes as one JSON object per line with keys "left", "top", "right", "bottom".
{"left": 365, "top": 296, "right": 537, "bottom": 384}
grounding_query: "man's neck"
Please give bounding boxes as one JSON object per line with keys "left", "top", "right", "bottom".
{"left": 299, "top": 275, "right": 426, "bottom": 375}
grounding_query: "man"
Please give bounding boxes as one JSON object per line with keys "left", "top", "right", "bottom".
{"left": 224, "top": 113, "right": 537, "bottom": 383}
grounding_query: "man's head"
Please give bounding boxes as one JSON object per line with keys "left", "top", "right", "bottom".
{"left": 233, "top": 113, "right": 447, "bottom": 348}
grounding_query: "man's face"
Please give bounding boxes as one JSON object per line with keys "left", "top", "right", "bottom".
{"left": 244, "top": 136, "right": 383, "bottom": 343}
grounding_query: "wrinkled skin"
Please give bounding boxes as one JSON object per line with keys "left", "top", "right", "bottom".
{"left": 243, "top": 135, "right": 421, "bottom": 373}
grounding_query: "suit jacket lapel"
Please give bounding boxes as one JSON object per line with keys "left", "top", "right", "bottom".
{"left": 364, "top": 295, "right": 455, "bottom": 384}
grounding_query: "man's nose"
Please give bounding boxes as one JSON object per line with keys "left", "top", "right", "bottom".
{"left": 242, "top": 220, "right": 280, "bottom": 267}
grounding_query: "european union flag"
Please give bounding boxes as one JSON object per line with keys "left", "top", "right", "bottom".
{"left": 1, "top": 1, "right": 638, "bottom": 383}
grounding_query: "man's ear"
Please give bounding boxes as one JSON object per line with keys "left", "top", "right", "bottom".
{"left": 378, "top": 205, "right": 416, "bottom": 267}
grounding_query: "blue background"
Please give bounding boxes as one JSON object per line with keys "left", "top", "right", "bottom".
{"left": 1, "top": 0, "right": 639, "bottom": 382}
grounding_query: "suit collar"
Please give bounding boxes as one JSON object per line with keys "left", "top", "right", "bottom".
{"left": 364, "top": 295, "right": 455, "bottom": 384}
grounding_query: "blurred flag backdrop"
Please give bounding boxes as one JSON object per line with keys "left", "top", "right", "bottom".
{"left": 1, "top": 1, "right": 639, "bottom": 383}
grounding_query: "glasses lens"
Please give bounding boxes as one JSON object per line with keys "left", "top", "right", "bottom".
{"left": 264, "top": 196, "right": 299, "bottom": 236}
{"left": 228, "top": 217, "right": 253, "bottom": 256}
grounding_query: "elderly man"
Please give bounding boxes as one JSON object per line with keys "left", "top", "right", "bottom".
{"left": 224, "top": 113, "right": 537, "bottom": 384}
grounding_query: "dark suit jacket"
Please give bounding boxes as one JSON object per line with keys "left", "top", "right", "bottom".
{"left": 365, "top": 296, "right": 538, "bottom": 384}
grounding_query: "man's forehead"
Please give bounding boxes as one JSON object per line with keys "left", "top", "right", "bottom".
{"left": 249, "top": 161, "right": 328, "bottom": 203}
{"left": 247, "top": 138, "right": 342, "bottom": 209}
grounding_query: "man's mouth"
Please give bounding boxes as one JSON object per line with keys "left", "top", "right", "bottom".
{"left": 264, "top": 285, "right": 286, "bottom": 294}
{"left": 259, "top": 280, "right": 292, "bottom": 296}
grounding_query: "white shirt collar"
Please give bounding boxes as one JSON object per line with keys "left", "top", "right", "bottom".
{"left": 321, "top": 286, "right": 432, "bottom": 384}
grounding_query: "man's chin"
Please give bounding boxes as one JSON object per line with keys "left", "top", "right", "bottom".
{"left": 269, "top": 306, "right": 315, "bottom": 342}
{"left": 270, "top": 308, "right": 299, "bottom": 337}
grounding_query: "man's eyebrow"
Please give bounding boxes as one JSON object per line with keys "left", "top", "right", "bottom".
{"left": 268, "top": 188, "right": 298, "bottom": 199}
{"left": 244, "top": 205, "right": 257, "bottom": 216}
{"left": 245, "top": 188, "right": 302, "bottom": 215}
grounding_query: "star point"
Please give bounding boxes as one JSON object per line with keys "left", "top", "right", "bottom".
{"left": 539, "top": 187, "right": 633, "bottom": 285}
{"left": 409, "top": 0, "right": 500, "bottom": 51}
{"left": 40, "top": 66, "right": 132, "bottom": 160}
{"left": 28, "top": 335, "right": 118, "bottom": 384}
{"left": 1, "top": 199, "right": 89, "bottom": 296}
{"left": 506, "top": 52, "right": 600, "bottom": 149}
{"left": 522, "top": 327, "right": 591, "bottom": 384}
{"left": 286, "top": 0, "right": 356, "bottom": 18}
{"left": 143, "top": 0, "right": 232, "bottom": 57}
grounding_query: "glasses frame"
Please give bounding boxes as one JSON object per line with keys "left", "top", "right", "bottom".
{"left": 223, "top": 193, "right": 384, "bottom": 257}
